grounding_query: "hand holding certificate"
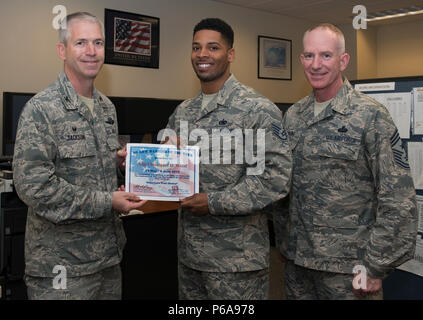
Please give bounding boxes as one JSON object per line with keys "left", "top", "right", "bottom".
{"left": 125, "top": 143, "right": 199, "bottom": 201}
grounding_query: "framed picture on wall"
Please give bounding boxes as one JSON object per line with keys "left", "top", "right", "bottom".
{"left": 258, "top": 36, "right": 291, "bottom": 80}
{"left": 104, "top": 8, "right": 160, "bottom": 68}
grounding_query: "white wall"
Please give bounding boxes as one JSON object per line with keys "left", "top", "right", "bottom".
{"left": 1, "top": 0, "right": 322, "bottom": 151}
{"left": 338, "top": 24, "right": 358, "bottom": 82}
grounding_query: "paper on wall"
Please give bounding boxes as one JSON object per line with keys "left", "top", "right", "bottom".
{"left": 368, "top": 92, "right": 411, "bottom": 139}
{"left": 408, "top": 142, "right": 423, "bottom": 190}
{"left": 413, "top": 87, "right": 423, "bottom": 135}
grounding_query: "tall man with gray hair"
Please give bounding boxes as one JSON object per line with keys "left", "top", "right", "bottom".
{"left": 13, "top": 12, "right": 143, "bottom": 299}
{"left": 274, "top": 23, "right": 417, "bottom": 299}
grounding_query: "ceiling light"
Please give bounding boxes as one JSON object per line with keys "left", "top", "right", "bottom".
{"left": 366, "top": 7, "right": 423, "bottom": 22}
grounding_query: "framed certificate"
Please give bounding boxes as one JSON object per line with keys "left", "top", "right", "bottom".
{"left": 125, "top": 143, "right": 199, "bottom": 201}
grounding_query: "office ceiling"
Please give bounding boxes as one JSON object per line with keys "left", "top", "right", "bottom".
{"left": 210, "top": 0, "right": 423, "bottom": 25}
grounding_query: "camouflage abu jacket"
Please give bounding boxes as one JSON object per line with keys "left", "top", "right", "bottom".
{"left": 13, "top": 71, "right": 125, "bottom": 277}
{"left": 277, "top": 78, "right": 417, "bottom": 279}
{"left": 166, "top": 74, "right": 292, "bottom": 272}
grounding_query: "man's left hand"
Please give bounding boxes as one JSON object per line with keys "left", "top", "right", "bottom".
{"left": 352, "top": 274, "right": 382, "bottom": 298}
{"left": 181, "top": 193, "right": 209, "bottom": 216}
{"left": 117, "top": 147, "right": 127, "bottom": 172}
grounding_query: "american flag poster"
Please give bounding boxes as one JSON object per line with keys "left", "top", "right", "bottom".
{"left": 114, "top": 18, "right": 151, "bottom": 55}
{"left": 105, "top": 9, "right": 159, "bottom": 68}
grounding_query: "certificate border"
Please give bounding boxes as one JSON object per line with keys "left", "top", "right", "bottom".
{"left": 125, "top": 143, "right": 199, "bottom": 201}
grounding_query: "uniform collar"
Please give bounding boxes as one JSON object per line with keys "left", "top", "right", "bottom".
{"left": 298, "top": 77, "right": 354, "bottom": 116}
{"left": 214, "top": 73, "right": 237, "bottom": 107}
{"left": 197, "top": 73, "right": 237, "bottom": 108}
{"left": 330, "top": 78, "right": 354, "bottom": 115}
{"left": 189, "top": 74, "right": 238, "bottom": 121}
{"left": 57, "top": 71, "right": 102, "bottom": 111}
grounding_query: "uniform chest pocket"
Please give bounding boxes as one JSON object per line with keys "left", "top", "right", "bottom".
{"left": 309, "top": 141, "right": 361, "bottom": 161}
{"left": 106, "top": 137, "right": 120, "bottom": 152}
{"left": 58, "top": 140, "right": 96, "bottom": 159}
{"left": 56, "top": 140, "right": 97, "bottom": 184}
{"left": 288, "top": 133, "right": 300, "bottom": 152}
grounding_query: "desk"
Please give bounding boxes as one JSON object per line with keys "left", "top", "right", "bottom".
{"left": 135, "top": 200, "right": 179, "bottom": 214}
{"left": 0, "top": 194, "right": 180, "bottom": 300}
{"left": 120, "top": 201, "right": 179, "bottom": 300}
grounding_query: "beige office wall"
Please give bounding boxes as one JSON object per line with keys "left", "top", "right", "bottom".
{"left": 356, "top": 26, "right": 377, "bottom": 79}
{"left": 0, "top": 0, "right": 321, "bottom": 151}
{"left": 356, "top": 18, "right": 423, "bottom": 80}
{"left": 338, "top": 24, "right": 358, "bottom": 82}
{"left": 376, "top": 19, "right": 423, "bottom": 78}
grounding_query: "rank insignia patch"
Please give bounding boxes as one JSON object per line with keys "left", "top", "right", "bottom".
{"left": 272, "top": 124, "right": 287, "bottom": 141}
{"left": 390, "top": 129, "right": 410, "bottom": 169}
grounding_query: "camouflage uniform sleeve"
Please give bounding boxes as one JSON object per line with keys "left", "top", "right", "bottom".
{"left": 115, "top": 107, "right": 126, "bottom": 187}
{"left": 363, "top": 107, "right": 417, "bottom": 279}
{"left": 13, "top": 100, "right": 113, "bottom": 224}
{"left": 272, "top": 110, "right": 294, "bottom": 256}
{"left": 207, "top": 105, "right": 292, "bottom": 215}
{"left": 160, "top": 104, "right": 181, "bottom": 142}
{"left": 166, "top": 107, "right": 178, "bottom": 131}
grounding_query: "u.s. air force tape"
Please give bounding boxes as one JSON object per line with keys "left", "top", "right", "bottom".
{"left": 390, "top": 129, "right": 410, "bottom": 169}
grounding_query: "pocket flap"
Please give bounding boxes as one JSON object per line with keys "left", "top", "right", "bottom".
{"left": 106, "top": 137, "right": 120, "bottom": 151}
{"left": 314, "top": 141, "right": 360, "bottom": 161}
{"left": 313, "top": 214, "right": 358, "bottom": 229}
{"left": 58, "top": 141, "right": 96, "bottom": 159}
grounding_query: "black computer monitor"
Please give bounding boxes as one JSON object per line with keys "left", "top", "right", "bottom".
{"left": 2, "top": 92, "right": 35, "bottom": 156}
{"left": 109, "top": 96, "right": 182, "bottom": 135}
{"left": 275, "top": 102, "right": 293, "bottom": 114}
{"left": 2, "top": 93, "right": 182, "bottom": 156}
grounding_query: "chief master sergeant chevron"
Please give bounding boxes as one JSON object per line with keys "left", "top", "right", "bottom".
{"left": 12, "top": 12, "right": 143, "bottom": 300}
{"left": 274, "top": 23, "right": 418, "bottom": 300}
{"left": 164, "top": 18, "right": 292, "bottom": 299}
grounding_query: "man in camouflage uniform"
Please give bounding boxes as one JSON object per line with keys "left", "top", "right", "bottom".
{"left": 13, "top": 12, "right": 143, "bottom": 300}
{"left": 164, "top": 18, "right": 292, "bottom": 299}
{"left": 274, "top": 23, "right": 417, "bottom": 299}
